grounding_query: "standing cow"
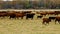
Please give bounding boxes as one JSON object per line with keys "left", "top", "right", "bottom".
{"left": 26, "top": 13, "right": 35, "bottom": 19}
{"left": 0, "top": 11, "right": 7, "bottom": 18}
{"left": 37, "top": 15, "right": 43, "bottom": 19}
{"left": 49, "top": 16, "right": 56, "bottom": 20}
{"left": 15, "top": 12, "right": 26, "bottom": 19}
{"left": 7, "top": 11, "right": 16, "bottom": 19}
{"left": 55, "top": 16, "right": 60, "bottom": 24}
{"left": 55, "top": 11, "right": 60, "bottom": 15}
{"left": 42, "top": 18, "right": 51, "bottom": 25}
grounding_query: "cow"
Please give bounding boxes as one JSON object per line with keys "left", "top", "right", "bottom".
{"left": 26, "top": 13, "right": 35, "bottom": 19}
{"left": 37, "top": 15, "right": 43, "bottom": 19}
{"left": 55, "top": 11, "right": 60, "bottom": 15}
{"left": 49, "top": 16, "right": 56, "bottom": 20}
{"left": 36, "top": 11, "right": 47, "bottom": 16}
{"left": 7, "top": 11, "right": 16, "bottom": 19}
{"left": 55, "top": 16, "right": 60, "bottom": 24}
{"left": 7, "top": 11, "right": 26, "bottom": 19}
{"left": 40, "top": 12, "right": 47, "bottom": 16}
{"left": 42, "top": 18, "right": 51, "bottom": 25}
{"left": 46, "top": 11, "right": 55, "bottom": 15}
{"left": 15, "top": 12, "right": 26, "bottom": 19}
{"left": 0, "top": 11, "right": 7, "bottom": 18}
{"left": 7, "top": 11, "right": 32, "bottom": 19}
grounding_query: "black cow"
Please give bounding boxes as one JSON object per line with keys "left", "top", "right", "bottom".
{"left": 37, "top": 15, "right": 43, "bottom": 19}
{"left": 49, "top": 16, "right": 56, "bottom": 20}
{"left": 26, "top": 13, "right": 35, "bottom": 19}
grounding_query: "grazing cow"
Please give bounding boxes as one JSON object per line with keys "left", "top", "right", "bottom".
{"left": 42, "top": 18, "right": 51, "bottom": 25}
{"left": 55, "top": 16, "right": 60, "bottom": 24}
{"left": 26, "top": 13, "right": 35, "bottom": 19}
{"left": 37, "top": 15, "right": 43, "bottom": 19}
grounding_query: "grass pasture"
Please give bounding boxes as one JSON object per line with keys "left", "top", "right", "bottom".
{"left": 0, "top": 14, "right": 60, "bottom": 34}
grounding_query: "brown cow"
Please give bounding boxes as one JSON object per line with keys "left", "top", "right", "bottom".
{"left": 40, "top": 12, "right": 47, "bottom": 16}
{"left": 42, "top": 18, "right": 51, "bottom": 25}
{"left": 36, "top": 11, "right": 47, "bottom": 16}
{"left": 15, "top": 12, "right": 26, "bottom": 19}
{"left": 7, "top": 11, "right": 16, "bottom": 19}
{"left": 55, "top": 16, "right": 60, "bottom": 24}
{"left": 55, "top": 11, "right": 60, "bottom": 15}
{"left": 7, "top": 11, "right": 32, "bottom": 19}
{"left": 0, "top": 11, "right": 7, "bottom": 17}
{"left": 46, "top": 11, "right": 55, "bottom": 15}
{"left": 7, "top": 11, "right": 26, "bottom": 19}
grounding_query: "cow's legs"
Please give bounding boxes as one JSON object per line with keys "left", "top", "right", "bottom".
{"left": 55, "top": 20, "right": 60, "bottom": 24}
{"left": 43, "top": 22, "right": 49, "bottom": 25}
{"left": 31, "top": 17, "right": 33, "bottom": 20}
{"left": 26, "top": 17, "right": 28, "bottom": 19}
{"left": 9, "top": 15, "right": 11, "bottom": 19}
{"left": 58, "top": 21, "right": 60, "bottom": 24}
{"left": 21, "top": 16, "right": 23, "bottom": 19}
{"left": 42, "top": 21, "right": 46, "bottom": 25}
{"left": 9, "top": 16, "right": 16, "bottom": 19}
{"left": 46, "top": 22, "right": 49, "bottom": 25}
{"left": 55, "top": 19, "right": 57, "bottom": 24}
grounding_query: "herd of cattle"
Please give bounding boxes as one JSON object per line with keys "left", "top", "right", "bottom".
{"left": 0, "top": 11, "right": 60, "bottom": 25}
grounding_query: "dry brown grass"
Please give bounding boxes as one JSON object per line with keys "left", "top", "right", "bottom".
{"left": 0, "top": 15, "right": 60, "bottom": 34}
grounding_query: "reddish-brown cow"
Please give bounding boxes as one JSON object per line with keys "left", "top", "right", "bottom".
{"left": 55, "top": 16, "right": 60, "bottom": 24}
{"left": 42, "top": 18, "right": 51, "bottom": 25}
{"left": 0, "top": 11, "right": 7, "bottom": 17}
{"left": 55, "top": 11, "right": 60, "bottom": 15}
{"left": 46, "top": 11, "right": 55, "bottom": 15}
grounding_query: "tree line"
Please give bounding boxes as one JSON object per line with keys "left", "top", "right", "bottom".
{"left": 0, "top": 0, "right": 60, "bottom": 9}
